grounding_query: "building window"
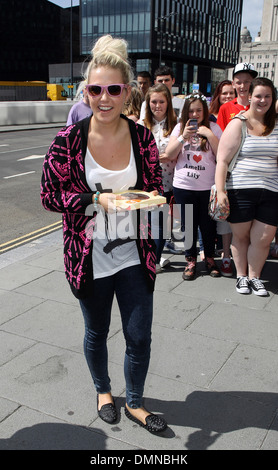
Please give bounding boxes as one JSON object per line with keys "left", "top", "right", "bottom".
{"left": 80, "top": 0, "right": 242, "bottom": 93}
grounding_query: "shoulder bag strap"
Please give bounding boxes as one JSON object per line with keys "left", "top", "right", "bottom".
{"left": 227, "top": 113, "right": 247, "bottom": 178}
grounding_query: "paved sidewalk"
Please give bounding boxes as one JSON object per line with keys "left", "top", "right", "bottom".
{"left": 0, "top": 228, "right": 278, "bottom": 451}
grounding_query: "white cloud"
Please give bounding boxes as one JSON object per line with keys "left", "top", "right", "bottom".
{"left": 241, "top": 0, "right": 264, "bottom": 39}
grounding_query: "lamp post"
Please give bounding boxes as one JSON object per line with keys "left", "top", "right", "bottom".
{"left": 273, "top": 54, "right": 277, "bottom": 89}
{"left": 249, "top": 42, "right": 260, "bottom": 63}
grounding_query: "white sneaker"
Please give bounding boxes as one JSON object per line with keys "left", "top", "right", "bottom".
{"left": 236, "top": 276, "right": 250, "bottom": 294}
{"left": 249, "top": 278, "right": 268, "bottom": 296}
{"left": 160, "top": 257, "right": 171, "bottom": 268}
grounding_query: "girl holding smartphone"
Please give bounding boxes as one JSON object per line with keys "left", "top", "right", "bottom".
{"left": 166, "top": 92, "right": 222, "bottom": 280}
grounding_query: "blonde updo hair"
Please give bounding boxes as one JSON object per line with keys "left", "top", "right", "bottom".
{"left": 87, "top": 35, "right": 134, "bottom": 84}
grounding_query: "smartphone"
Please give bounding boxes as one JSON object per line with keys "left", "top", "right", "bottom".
{"left": 189, "top": 119, "right": 198, "bottom": 130}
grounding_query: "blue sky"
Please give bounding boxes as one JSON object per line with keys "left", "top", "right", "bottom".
{"left": 48, "top": 0, "right": 265, "bottom": 41}
{"left": 48, "top": 0, "right": 79, "bottom": 7}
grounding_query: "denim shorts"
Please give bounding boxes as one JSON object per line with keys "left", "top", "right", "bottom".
{"left": 227, "top": 188, "right": 278, "bottom": 226}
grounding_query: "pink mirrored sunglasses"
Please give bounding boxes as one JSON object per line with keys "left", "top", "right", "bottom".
{"left": 86, "top": 83, "right": 128, "bottom": 97}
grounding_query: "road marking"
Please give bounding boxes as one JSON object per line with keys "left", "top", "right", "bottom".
{"left": 0, "top": 144, "right": 9, "bottom": 147}
{"left": 4, "top": 171, "right": 36, "bottom": 179}
{"left": 0, "top": 221, "right": 63, "bottom": 253}
{"left": 17, "top": 155, "right": 45, "bottom": 161}
{"left": 0, "top": 145, "right": 48, "bottom": 154}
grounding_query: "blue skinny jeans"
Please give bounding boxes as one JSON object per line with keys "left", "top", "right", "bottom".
{"left": 79, "top": 264, "right": 153, "bottom": 409}
{"left": 150, "top": 191, "right": 173, "bottom": 263}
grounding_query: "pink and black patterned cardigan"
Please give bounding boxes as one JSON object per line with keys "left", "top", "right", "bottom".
{"left": 41, "top": 115, "right": 163, "bottom": 298}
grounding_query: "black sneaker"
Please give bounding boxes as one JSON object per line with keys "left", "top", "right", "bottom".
{"left": 249, "top": 278, "right": 268, "bottom": 296}
{"left": 236, "top": 276, "right": 250, "bottom": 294}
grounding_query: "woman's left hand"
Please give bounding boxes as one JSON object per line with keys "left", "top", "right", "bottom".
{"left": 197, "top": 125, "right": 211, "bottom": 139}
{"left": 198, "top": 125, "right": 219, "bottom": 155}
{"left": 159, "top": 152, "right": 171, "bottom": 163}
{"left": 148, "top": 190, "right": 164, "bottom": 209}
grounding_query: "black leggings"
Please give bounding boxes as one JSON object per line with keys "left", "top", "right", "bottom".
{"left": 173, "top": 187, "right": 216, "bottom": 258}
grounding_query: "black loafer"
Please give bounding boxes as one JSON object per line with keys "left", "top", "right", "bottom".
{"left": 97, "top": 395, "right": 117, "bottom": 424}
{"left": 124, "top": 406, "right": 167, "bottom": 433}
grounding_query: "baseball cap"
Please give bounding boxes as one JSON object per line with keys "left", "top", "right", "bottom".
{"left": 233, "top": 62, "right": 258, "bottom": 78}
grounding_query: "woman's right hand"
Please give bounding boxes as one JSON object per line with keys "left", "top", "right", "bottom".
{"left": 98, "top": 193, "right": 118, "bottom": 213}
{"left": 217, "top": 191, "right": 229, "bottom": 211}
{"left": 181, "top": 120, "right": 198, "bottom": 141}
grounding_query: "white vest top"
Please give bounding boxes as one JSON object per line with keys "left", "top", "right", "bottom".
{"left": 85, "top": 144, "right": 140, "bottom": 279}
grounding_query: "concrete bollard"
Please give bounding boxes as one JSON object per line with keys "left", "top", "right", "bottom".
{"left": 0, "top": 101, "right": 74, "bottom": 126}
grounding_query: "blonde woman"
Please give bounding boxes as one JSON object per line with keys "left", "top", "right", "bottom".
{"left": 41, "top": 35, "right": 167, "bottom": 433}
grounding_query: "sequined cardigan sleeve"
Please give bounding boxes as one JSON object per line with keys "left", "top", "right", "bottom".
{"left": 41, "top": 115, "right": 163, "bottom": 297}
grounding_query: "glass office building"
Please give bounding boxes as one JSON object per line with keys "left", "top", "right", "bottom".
{"left": 81, "top": 0, "right": 243, "bottom": 94}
